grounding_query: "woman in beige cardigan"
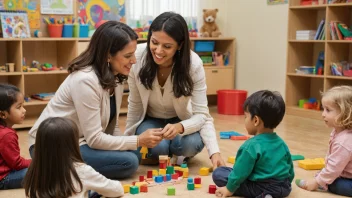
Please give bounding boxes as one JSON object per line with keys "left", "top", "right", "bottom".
{"left": 28, "top": 21, "right": 163, "bottom": 179}
{"left": 125, "top": 12, "right": 225, "bottom": 169}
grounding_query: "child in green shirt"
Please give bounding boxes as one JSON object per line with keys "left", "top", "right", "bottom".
{"left": 213, "top": 90, "right": 294, "bottom": 198}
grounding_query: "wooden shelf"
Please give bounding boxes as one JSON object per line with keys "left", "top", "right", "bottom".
{"left": 120, "top": 107, "right": 128, "bottom": 114}
{"left": 286, "top": 106, "right": 322, "bottom": 120}
{"left": 326, "top": 75, "right": 352, "bottom": 80}
{"left": 24, "top": 99, "right": 49, "bottom": 106}
{"left": 0, "top": 72, "right": 22, "bottom": 76}
{"left": 289, "top": 40, "right": 325, "bottom": 43}
{"left": 23, "top": 70, "right": 68, "bottom": 75}
{"left": 287, "top": 73, "right": 325, "bottom": 78}
{"left": 327, "top": 40, "right": 352, "bottom": 43}
{"left": 290, "top": 5, "right": 327, "bottom": 10}
{"left": 328, "top": 3, "right": 352, "bottom": 7}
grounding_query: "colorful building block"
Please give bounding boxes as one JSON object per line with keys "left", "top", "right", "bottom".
{"left": 291, "top": 154, "right": 305, "bottom": 161}
{"left": 199, "top": 167, "right": 210, "bottom": 176}
{"left": 159, "top": 169, "right": 166, "bottom": 175}
{"left": 298, "top": 158, "right": 325, "bottom": 170}
{"left": 172, "top": 173, "right": 179, "bottom": 180}
{"left": 166, "top": 174, "right": 171, "bottom": 181}
{"left": 228, "top": 156, "right": 236, "bottom": 164}
{"left": 163, "top": 175, "right": 167, "bottom": 182}
{"left": 140, "top": 185, "right": 148, "bottom": 193}
{"left": 181, "top": 163, "right": 188, "bottom": 168}
{"left": 155, "top": 176, "right": 163, "bottom": 183}
{"left": 166, "top": 166, "right": 175, "bottom": 174}
{"left": 147, "top": 170, "right": 153, "bottom": 178}
{"left": 230, "top": 136, "right": 250, "bottom": 140}
{"left": 159, "top": 162, "right": 167, "bottom": 169}
{"left": 194, "top": 177, "right": 201, "bottom": 184}
{"left": 187, "top": 182, "right": 195, "bottom": 190}
{"left": 209, "top": 185, "right": 216, "bottom": 194}
{"left": 220, "top": 131, "right": 244, "bottom": 136}
{"left": 195, "top": 184, "right": 202, "bottom": 188}
{"left": 139, "top": 175, "right": 144, "bottom": 182}
{"left": 135, "top": 182, "right": 148, "bottom": 186}
{"left": 183, "top": 171, "right": 189, "bottom": 178}
{"left": 167, "top": 186, "right": 176, "bottom": 195}
{"left": 159, "top": 155, "right": 169, "bottom": 161}
{"left": 176, "top": 170, "right": 183, "bottom": 177}
{"left": 220, "top": 135, "right": 230, "bottom": 139}
{"left": 187, "top": 178, "right": 193, "bottom": 183}
{"left": 140, "top": 147, "right": 148, "bottom": 159}
{"left": 152, "top": 170, "right": 159, "bottom": 176}
{"left": 123, "top": 184, "right": 131, "bottom": 193}
{"left": 174, "top": 166, "right": 182, "bottom": 171}
{"left": 130, "top": 186, "right": 139, "bottom": 194}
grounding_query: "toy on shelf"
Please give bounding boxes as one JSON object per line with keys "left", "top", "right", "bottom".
{"left": 298, "top": 98, "right": 321, "bottom": 110}
{"left": 298, "top": 158, "right": 325, "bottom": 170}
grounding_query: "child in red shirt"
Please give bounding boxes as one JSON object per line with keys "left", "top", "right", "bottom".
{"left": 0, "top": 84, "right": 31, "bottom": 189}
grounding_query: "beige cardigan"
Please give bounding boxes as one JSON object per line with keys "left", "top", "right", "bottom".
{"left": 125, "top": 43, "right": 220, "bottom": 156}
{"left": 28, "top": 67, "right": 138, "bottom": 150}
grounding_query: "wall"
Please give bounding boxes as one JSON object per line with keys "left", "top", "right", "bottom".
{"left": 200, "top": 0, "right": 289, "bottom": 96}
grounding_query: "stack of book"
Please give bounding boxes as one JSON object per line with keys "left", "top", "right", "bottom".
{"left": 296, "top": 30, "right": 316, "bottom": 40}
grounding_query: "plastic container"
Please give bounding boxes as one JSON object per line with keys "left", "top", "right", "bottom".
{"left": 62, "top": 24, "right": 73, "bottom": 37}
{"left": 217, "top": 90, "right": 248, "bottom": 115}
{"left": 298, "top": 66, "right": 315, "bottom": 74}
{"left": 48, "top": 24, "right": 63, "bottom": 37}
{"left": 79, "top": 24, "right": 89, "bottom": 38}
{"left": 194, "top": 41, "right": 215, "bottom": 52}
{"left": 73, "top": 24, "right": 80, "bottom": 37}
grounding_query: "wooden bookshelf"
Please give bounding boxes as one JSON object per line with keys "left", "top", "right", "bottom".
{"left": 286, "top": 1, "right": 352, "bottom": 119}
{"left": 0, "top": 37, "right": 235, "bottom": 129}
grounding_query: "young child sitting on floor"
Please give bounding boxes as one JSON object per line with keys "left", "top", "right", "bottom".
{"left": 0, "top": 84, "right": 31, "bottom": 190}
{"left": 213, "top": 90, "right": 294, "bottom": 198}
{"left": 296, "top": 85, "right": 352, "bottom": 197}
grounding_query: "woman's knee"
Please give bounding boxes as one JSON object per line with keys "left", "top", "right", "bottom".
{"left": 150, "top": 140, "right": 170, "bottom": 158}
{"left": 180, "top": 133, "right": 204, "bottom": 157}
{"left": 136, "top": 118, "right": 163, "bottom": 135}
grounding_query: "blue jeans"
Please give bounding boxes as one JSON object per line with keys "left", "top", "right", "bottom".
{"left": 0, "top": 168, "right": 28, "bottom": 190}
{"left": 328, "top": 177, "right": 352, "bottom": 197}
{"left": 135, "top": 116, "right": 204, "bottom": 160}
{"left": 30, "top": 144, "right": 139, "bottom": 180}
{"left": 212, "top": 167, "right": 292, "bottom": 198}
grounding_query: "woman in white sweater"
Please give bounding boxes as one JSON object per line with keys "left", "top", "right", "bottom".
{"left": 28, "top": 21, "right": 163, "bottom": 179}
{"left": 24, "top": 117, "right": 124, "bottom": 198}
{"left": 125, "top": 12, "right": 225, "bottom": 169}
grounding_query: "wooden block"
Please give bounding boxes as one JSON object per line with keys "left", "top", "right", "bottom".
{"left": 159, "top": 162, "right": 167, "bottom": 169}
{"left": 187, "top": 182, "right": 195, "bottom": 190}
{"left": 147, "top": 170, "right": 153, "bottom": 178}
{"left": 298, "top": 158, "right": 325, "bottom": 170}
{"left": 174, "top": 166, "right": 182, "bottom": 171}
{"left": 199, "top": 167, "right": 209, "bottom": 176}
{"left": 152, "top": 170, "right": 159, "bottom": 176}
{"left": 194, "top": 177, "right": 201, "bottom": 184}
{"left": 167, "top": 186, "right": 176, "bottom": 195}
{"left": 209, "top": 185, "right": 216, "bottom": 194}
{"left": 172, "top": 173, "right": 179, "bottom": 180}
{"left": 130, "top": 186, "right": 139, "bottom": 194}
{"left": 183, "top": 171, "right": 189, "bottom": 178}
{"left": 195, "top": 184, "right": 202, "bottom": 188}
{"left": 139, "top": 175, "right": 144, "bottom": 182}
{"left": 228, "top": 156, "right": 236, "bottom": 164}
{"left": 220, "top": 135, "right": 230, "bottom": 139}
{"left": 159, "top": 169, "right": 166, "bottom": 175}
{"left": 140, "top": 185, "right": 148, "bottom": 193}
{"left": 123, "top": 184, "right": 131, "bottom": 193}
{"left": 230, "top": 136, "right": 249, "bottom": 140}
{"left": 159, "top": 155, "right": 169, "bottom": 161}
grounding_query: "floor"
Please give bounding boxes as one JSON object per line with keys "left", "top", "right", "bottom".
{"left": 0, "top": 107, "right": 344, "bottom": 197}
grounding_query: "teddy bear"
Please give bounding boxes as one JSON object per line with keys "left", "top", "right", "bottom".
{"left": 200, "top": 9, "right": 222, "bottom": 37}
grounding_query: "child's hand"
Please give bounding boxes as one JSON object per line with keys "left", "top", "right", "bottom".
{"left": 296, "top": 178, "right": 319, "bottom": 191}
{"left": 215, "top": 187, "right": 233, "bottom": 197}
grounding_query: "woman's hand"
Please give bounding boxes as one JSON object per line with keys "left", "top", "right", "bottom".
{"left": 161, "top": 123, "right": 184, "bottom": 140}
{"left": 215, "top": 187, "right": 233, "bottom": 197}
{"left": 211, "top": 153, "right": 226, "bottom": 170}
{"left": 138, "top": 128, "right": 163, "bottom": 148}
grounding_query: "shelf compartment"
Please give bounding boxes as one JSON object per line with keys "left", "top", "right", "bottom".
{"left": 287, "top": 72, "right": 324, "bottom": 78}
{"left": 286, "top": 106, "right": 322, "bottom": 120}
{"left": 327, "top": 6, "right": 352, "bottom": 40}
{"left": 0, "top": 41, "right": 22, "bottom": 72}
{"left": 325, "top": 77, "right": 352, "bottom": 91}
{"left": 286, "top": 75, "right": 324, "bottom": 107}
{"left": 0, "top": 75, "right": 23, "bottom": 92}
{"left": 204, "top": 67, "right": 234, "bottom": 95}
{"left": 287, "top": 42, "right": 325, "bottom": 73}
{"left": 23, "top": 74, "right": 66, "bottom": 97}
{"left": 325, "top": 42, "right": 352, "bottom": 76}
{"left": 288, "top": 8, "right": 326, "bottom": 40}
{"left": 22, "top": 40, "right": 77, "bottom": 69}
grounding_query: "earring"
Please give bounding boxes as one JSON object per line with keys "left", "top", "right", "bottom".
{"left": 107, "top": 62, "right": 110, "bottom": 68}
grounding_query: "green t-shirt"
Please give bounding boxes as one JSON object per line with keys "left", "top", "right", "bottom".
{"left": 226, "top": 132, "right": 294, "bottom": 192}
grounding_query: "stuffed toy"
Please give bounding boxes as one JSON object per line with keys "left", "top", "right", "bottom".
{"left": 200, "top": 9, "right": 221, "bottom": 37}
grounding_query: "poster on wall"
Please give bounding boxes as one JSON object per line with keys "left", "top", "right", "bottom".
{"left": 267, "top": 0, "right": 288, "bottom": 5}
{"left": 1, "top": 0, "right": 40, "bottom": 29}
{"left": 0, "top": 11, "right": 31, "bottom": 38}
{"left": 41, "top": 0, "right": 74, "bottom": 14}
{"left": 77, "top": 0, "right": 126, "bottom": 36}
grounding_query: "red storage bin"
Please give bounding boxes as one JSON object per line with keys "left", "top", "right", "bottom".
{"left": 217, "top": 90, "right": 248, "bottom": 115}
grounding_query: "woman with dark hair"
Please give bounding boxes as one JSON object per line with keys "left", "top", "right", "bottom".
{"left": 28, "top": 21, "right": 162, "bottom": 179}
{"left": 125, "top": 12, "right": 225, "bottom": 169}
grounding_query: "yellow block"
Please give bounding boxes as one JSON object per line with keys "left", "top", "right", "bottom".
{"left": 159, "top": 169, "right": 166, "bottom": 175}
{"left": 123, "top": 184, "right": 132, "bottom": 193}
{"left": 228, "top": 156, "right": 236, "bottom": 164}
{"left": 183, "top": 171, "right": 189, "bottom": 178}
{"left": 174, "top": 166, "right": 182, "bottom": 171}
{"left": 199, "top": 167, "right": 209, "bottom": 176}
{"left": 298, "top": 158, "right": 325, "bottom": 170}
{"left": 195, "top": 184, "right": 202, "bottom": 188}
{"left": 181, "top": 167, "right": 189, "bottom": 172}
{"left": 152, "top": 170, "right": 159, "bottom": 176}
{"left": 135, "top": 182, "right": 148, "bottom": 186}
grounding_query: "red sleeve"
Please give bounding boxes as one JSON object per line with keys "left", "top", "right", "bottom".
{"left": 0, "top": 133, "right": 31, "bottom": 170}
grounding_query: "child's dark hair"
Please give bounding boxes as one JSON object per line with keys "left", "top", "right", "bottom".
{"left": 0, "top": 84, "right": 21, "bottom": 126}
{"left": 24, "top": 117, "right": 84, "bottom": 198}
{"left": 243, "top": 90, "right": 285, "bottom": 129}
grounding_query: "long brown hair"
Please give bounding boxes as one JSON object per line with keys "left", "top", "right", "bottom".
{"left": 138, "top": 12, "right": 193, "bottom": 98}
{"left": 24, "top": 117, "right": 84, "bottom": 198}
{"left": 68, "top": 21, "right": 138, "bottom": 90}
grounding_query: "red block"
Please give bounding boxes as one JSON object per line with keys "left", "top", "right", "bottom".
{"left": 194, "top": 177, "right": 201, "bottom": 184}
{"left": 141, "top": 185, "right": 148, "bottom": 193}
{"left": 176, "top": 170, "right": 183, "bottom": 177}
{"left": 132, "top": 181, "right": 136, "bottom": 185}
{"left": 172, "top": 173, "right": 179, "bottom": 180}
{"left": 209, "top": 185, "right": 216, "bottom": 194}
{"left": 139, "top": 175, "right": 144, "bottom": 182}
{"left": 163, "top": 176, "right": 167, "bottom": 182}
{"left": 230, "top": 136, "right": 249, "bottom": 140}
{"left": 159, "top": 162, "right": 167, "bottom": 169}
{"left": 147, "top": 170, "right": 153, "bottom": 178}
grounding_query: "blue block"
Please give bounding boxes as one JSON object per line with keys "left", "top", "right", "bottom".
{"left": 187, "top": 178, "right": 193, "bottom": 183}
{"left": 220, "top": 131, "right": 244, "bottom": 137}
{"left": 155, "top": 176, "right": 163, "bottom": 183}
{"left": 166, "top": 174, "right": 171, "bottom": 181}
{"left": 220, "top": 135, "right": 230, "bottom": 139}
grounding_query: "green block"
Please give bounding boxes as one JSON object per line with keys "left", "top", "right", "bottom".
{"left": 130, "top": 186, "right": 139, "bottom": 194}
{"left": 167, "top": 186, "right": 176, "bottom": 195}
{"left": 187, "top": 182, "right": 195, "bottom": 190}
{"left": 166, "top": 166, "right": 174, "bottom": 174}
{"left": 291, "top": 154, "right": 305, "bottom": 161}
{"left": 181, "top": 163, "right": 188, "bottom": 168}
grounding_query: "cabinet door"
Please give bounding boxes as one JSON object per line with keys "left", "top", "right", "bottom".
{"left": 204, "top": 67, "right": 234, "bottom": 95}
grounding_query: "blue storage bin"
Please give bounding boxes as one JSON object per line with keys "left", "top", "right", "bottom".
{"left": 194, "top": 41, "right": 215, "bottom": 52}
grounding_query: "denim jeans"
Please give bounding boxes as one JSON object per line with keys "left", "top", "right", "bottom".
{"left": 0, "top": 168, "right": 28, "bottom": 190}
{"left": 212, "top": 167, "right": 292, "bottom": 198}
{"left": 135, "top": 116, "right": 204, "bottom": 160}
{"left": 29, "top": 144, "right": 139, "bottom": 180}
{"left": 328, "top": 177, "right": 352, "bottom": 197}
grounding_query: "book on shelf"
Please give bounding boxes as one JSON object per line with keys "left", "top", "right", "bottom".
{"left": 314, "top": 19, "right": 325, "bottom": 40}
{"left": 329, "top": 21, "right": 352, "bottom": 40}
{"left": 296, "top": 30, "right": 316, "bottom": 40}
{"left": 31, "top": 93, "right": 55, "bottom": 101}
